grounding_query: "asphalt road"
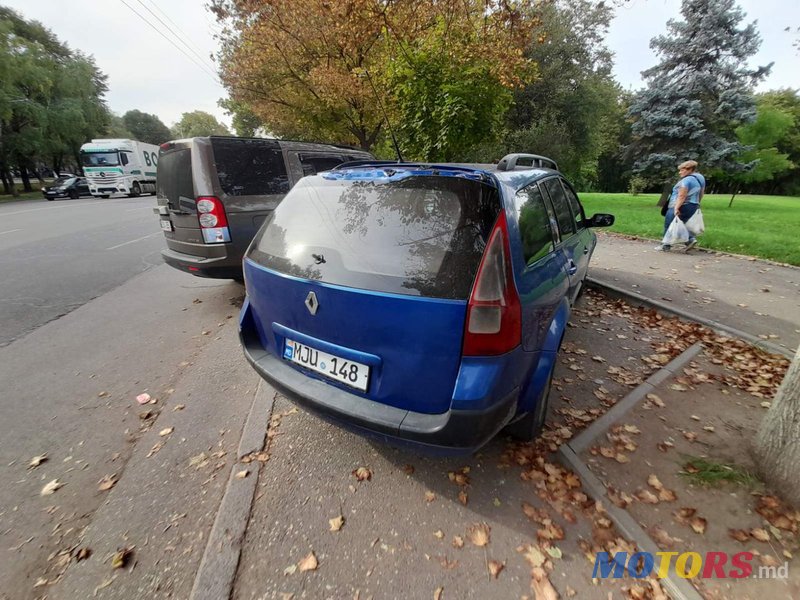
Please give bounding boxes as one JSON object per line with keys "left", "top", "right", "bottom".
{"left": 0, "top": 195, "right": 165, "bottom": 346}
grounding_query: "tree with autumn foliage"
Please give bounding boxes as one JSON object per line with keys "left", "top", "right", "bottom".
{"left": 210, "top": 0, "right": 535, "bottom": 157}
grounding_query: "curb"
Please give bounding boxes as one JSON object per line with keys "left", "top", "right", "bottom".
{"left": 189, "top": 381, "right": 276, "bottom": 600}
{"left": 586, "top": 276, "right": 795, "bottom": 359}
{"left": 558, "top": 342, "right": 707, "bottom": 600}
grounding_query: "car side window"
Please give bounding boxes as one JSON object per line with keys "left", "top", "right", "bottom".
{"left": 299, "top": 153, "right": 349, "bottom": 176}
{"left": 561, "top": 179, "right": 585, "bottom": 229}
{"left": 516, "top": 183, "right": 556, "bottom": 265}
{"left": 542, "top": 177, "right": 576, "bottom": 240}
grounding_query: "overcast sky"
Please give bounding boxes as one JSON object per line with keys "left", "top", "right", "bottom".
{"left": 3, "top": 0, "right": 798, "bottom": 131}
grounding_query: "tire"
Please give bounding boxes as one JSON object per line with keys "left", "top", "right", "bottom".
{"left": 69, "top": 190, "right": 78, "bottom": 200}
{"left": 128, "top": 183, "right": 141, "bottom": 198}
{"left": 100, "top": 195, "right": 110, "bottom": 199}
{"left": 46, "top": 197, "right": 54, "bottom": 201}
{"left": 505, "top": 369, "right": 554, "bottom": 441}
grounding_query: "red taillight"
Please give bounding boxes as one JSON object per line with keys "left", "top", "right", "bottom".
{"left": 462, "top": 212, "right": 521, "bottom": 356}
{"left": 196, "top": 196, "right": 231, "bottom": 244}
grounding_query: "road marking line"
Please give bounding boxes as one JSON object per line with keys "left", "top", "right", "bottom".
{"left": 0, "top": 228, "right": 22, "bottom": 236}
{"left": 1, "top": 197, "right": 144, "bottom": 217}
{"left": 106, "top": 232, "right": 162, "bottom": 250}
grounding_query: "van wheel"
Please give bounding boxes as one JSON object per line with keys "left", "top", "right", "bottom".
{"left": 506, "top": 369, "right": 554, "bottom": 441}
{"left": 128, "top": 183, "right": 141, "bottom": 198}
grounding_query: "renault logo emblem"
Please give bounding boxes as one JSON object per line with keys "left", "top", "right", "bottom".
{"left": 305, "top": 291, "right": 319, "bottom": 315}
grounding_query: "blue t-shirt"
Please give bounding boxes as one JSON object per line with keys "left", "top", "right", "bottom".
{"left": 668, "top": 175, "right": 702, "bottom": 207}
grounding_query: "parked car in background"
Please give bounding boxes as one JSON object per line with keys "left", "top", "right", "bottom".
{"left": 42, "top": 176, "right": 90, "bottom": 200}
{"left": 155, "top": 136, "right": 373, "bottom": 280}
{"left": 80, "top": 138, "right": 160, "bottom": 198}
{"left": 239, "top": 154, "right": 614, "bottom": 453}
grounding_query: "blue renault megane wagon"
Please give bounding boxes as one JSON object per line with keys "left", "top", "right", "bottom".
{"left": 239, "top": 154, "right": 613, "bottom": 452}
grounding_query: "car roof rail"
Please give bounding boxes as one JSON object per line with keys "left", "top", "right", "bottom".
{"left": 496, "top": 153, "right": 558, "bottom": 172}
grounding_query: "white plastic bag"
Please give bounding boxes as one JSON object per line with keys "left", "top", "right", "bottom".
{"left": 685, "top": 209, "right": 705, "bottom": 236}
{"left": 662, "top": 216, "right": 690, "bottom": 246}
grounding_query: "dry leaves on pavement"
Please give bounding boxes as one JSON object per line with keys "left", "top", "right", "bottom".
{"left": 40, "top": 479, "right": 63, "bottom": 496}
{"left": 352, "top": 467, "right": 372, "bottom": 482}
{"left": 97, "top": 474, "right": 117, "bottom": 491}
{"left": 329, "top": 515, "right": 345, "bottom": 532}
{"left": 466, "top": 523, "right": 490, "bottom": 547}
{"left": 298, "top": 551, "right": 318, "bottom": 572}
{"left": 28, "top": 454, "right": 48, "bottom": 469}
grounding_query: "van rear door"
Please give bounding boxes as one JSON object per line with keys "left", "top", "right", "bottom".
{"left": 156, "top": 140, "right": 204, "bottom": 247}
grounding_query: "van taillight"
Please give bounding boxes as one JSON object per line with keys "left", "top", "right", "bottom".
{"left": 462, "top": 212, "right": 521, "bottom": 356}
{"left": 196, "top": 196, "right": 231, "bottom": 244}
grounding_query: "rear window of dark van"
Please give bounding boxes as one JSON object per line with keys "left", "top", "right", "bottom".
{"left": 210, "top": 138, "right": 290, "bottom": 197}
{"left": 248, "top": 175, "right": 501, "bottom": 299}
{"left": 157, "top": 148, "right": 194, "bottom": 206}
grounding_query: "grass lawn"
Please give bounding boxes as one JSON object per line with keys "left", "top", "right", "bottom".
{"left": 0, "top": 190, "right": 44, "bottom": 203}
{"left": 579, "top": 192, "right": 800, "bottom": 266}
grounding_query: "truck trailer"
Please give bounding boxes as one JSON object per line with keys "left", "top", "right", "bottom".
{"left": 79, "top": 139, "right": 160, "bottom": 198}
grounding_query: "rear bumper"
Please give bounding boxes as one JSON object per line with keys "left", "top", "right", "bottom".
{"left": 239, "top": 300, "right": 517, "bottom": 453}
{"left": 161, "top": 247, "right": 242, "bottom": 279}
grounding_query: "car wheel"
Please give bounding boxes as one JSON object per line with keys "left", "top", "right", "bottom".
{"left": 69, "top": 189, "right": 78, "bottom": 200}
{"left": 46, "top": 197, "right": 54, "bottom": 201}
{"left": 506, "top": 368, "right": 554, "bottom": 441}
{"left": 100, "top": 195, "right": 110, "bottom": 199}
{"left": 128, "top": 183, "right": 141, "bottom": 198}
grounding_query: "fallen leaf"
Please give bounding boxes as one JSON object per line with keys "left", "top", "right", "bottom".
{"left": 40, "top": 479, "right": 63, "bottom": 496}
{"left": 235, "top": 470, "right": 249, "bottom": 479}
{"left": 159, "top": 427, "right": 174, "bottom": 437}
{"left": 690, "top": 517, "right": 707, "bottom": 534}
{"left": 545, "top": 546, "right": 562, "bottom": 559}
{"left": 189, "top": 452, "right": 209, "bottom": 469}
{"left": 651, "top": 526, "right": 682, "bottom": 547}
{"left": 520, "top": 545, "right": 546, "bottom": 568}
{"left": 458, "top": 490, "right": 468, "bottom": 506}
{"left": 647, "top": 474, "right": 664, "bottom": 490}
{"left": 760, "top": 554, "right": 780, "bottom": 567}
{"left": 98, "top": 474, "right": 117, "bottom": 491}
{"left": 488, "top": 560, "right": 504, "bottom": 579}
{"left": 729, "top": 529, "right": 750, "bottom": 542}
{"left": 425, "top": 491, "right": 436, "bottom": 503}
{"left": 352, "top": 467, "right": 372, "bottom": 481}
{"left": 751, "top": 528, "right": 770, "bottom": 542}
{"left": 33, "top": 578, "right": 48, "bottom": 588}
{"left": 111, "top": 547, "right": 132, "bottom": 569}
{"left": 615, "top": 453, "right": 630, "bottom": 464}
{"left": 329, "top": 515, "right": 344, "bottom": 532}
{"left": 657, "top": 440, "right": 674, "bottom": 452}
{"left": 645, "top": 393, "right": 665, "bottom": 407}
{"left": 658, "top": 488, "right": 677, "bottom": 502}
{"left": 466, "top": 523, "right": 490, "bottom": 547}
{"left": 531, "top": 566, "right": 559, "bottom": 600}
{"left": 452, "top": 536, "right": 464, "bottom": 549}
{"left": 703, "top": 426, "right": 715, "bottom": 432}
{"left": 146, "top": 442, "right": 164, "bottom": 457}
{"left": 136, "top": 393, "right": 151, "bottom": 405}
{"left": 623, "top": 424, "right": 641, "bottom": 434}
{"left": 283, "top": 564, "right": 297, "bottom": 576}
{"left": 28, "top": 454, "right": 48, "bottom": 469}
{"left": 434, "top": 530, "right": 444, "bottom": 539}
{"left": 298, "top": 551, "right": 318, "bottom": 572}
{"left": 75, "top": 547, "right": 91, "bottom": 561}
{"left": 683, "top": 431, "right": 698, "bottom": 442}
{"left": 402, "top": 464, "right": 415, "bottom": 475}
{"left": 173, "top": 404, "right": 186, "bottom": 411}
{"left": 434, "top": 586, "right": 443, "bottom": 600}
{"left": 636, "top": 489, "right": 659, "bottom": 504}
{"left": 670, "top": 384, "right": 688, "bottom": 392}
{"left": 591, "top": 355, "right": 606, "bottom": 363}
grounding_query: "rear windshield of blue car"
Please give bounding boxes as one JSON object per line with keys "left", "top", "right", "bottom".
{"left": 247, "top": 175, "right": 501, "bottom": 299}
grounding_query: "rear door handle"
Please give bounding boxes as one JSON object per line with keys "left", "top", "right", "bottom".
{"left": 583, "top": 246, "right": 590, "bottom": 254}
{"left": 567, "top": 260, "right": 578, "bottom": 275}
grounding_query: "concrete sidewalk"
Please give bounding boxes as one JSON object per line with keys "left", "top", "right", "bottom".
{"left": 591, "top": 232, "right": 800, "bottom": 354}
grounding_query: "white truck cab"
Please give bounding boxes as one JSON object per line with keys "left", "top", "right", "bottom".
{"left": 80, "top": 139, "right": 160, "bottom": 198}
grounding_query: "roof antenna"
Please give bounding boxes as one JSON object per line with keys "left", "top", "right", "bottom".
{"left": 362, "top": 67, "right": 403, "bottom": 162}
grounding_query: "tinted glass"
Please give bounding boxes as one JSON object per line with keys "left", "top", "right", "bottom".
{"left": 81, "top": 152, "right": 119, "bottom": 167}
{"left": 249, "top": 175, "right": 501, "bottom": 299}
{"left": 53, "top": 177, "right": 76, "bottom": 186}
{"left": 542, "top": 178, "right": 575, "bottom": 239}
{"left": 299, "top": 153, "right": 348, "bottom": 176}
{"left": 157, "top": 148, "right": 194, "bottom": 207}
{"left": 211, "top": 138, "right": 290, "bottom": 196}
{"left": 516, "top": 183, "right": 555, "bottom": 265}
{"left": 561, "top": 180, "right": 585, "bottom": 228}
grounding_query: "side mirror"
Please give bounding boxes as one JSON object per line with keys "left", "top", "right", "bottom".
{"left": 121, "top": 153, "right": 129, "bottom": 166}
{"left": 587, "top": 213, "right": 615, "bottom": 228}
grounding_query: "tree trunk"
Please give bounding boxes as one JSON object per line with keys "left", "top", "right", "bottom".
{"left": 19, "top": 165, "right": 32, "bottom": 192}
{"left": 754, "top": 346, "right": 800, "bottom": 506}
{"left": 728, "top": 188, "right": 738, "bottom": 208}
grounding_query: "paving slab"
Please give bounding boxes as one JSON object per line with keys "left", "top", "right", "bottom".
{"left": 591, "top": 232, "right": 800, "bottom": 353}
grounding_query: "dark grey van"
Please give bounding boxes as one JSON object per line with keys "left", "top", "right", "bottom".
{"left": 155, "top": 136, "right": 373, "bottom": 279}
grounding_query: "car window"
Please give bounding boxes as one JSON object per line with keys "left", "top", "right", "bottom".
{"left": 561, "top": 179, "right": 585, "bottom": 229}
{"left": 542, "top": 177, "right": 576, "bottom": 240}
{"left": 516, "top": 183, "right": 556, "bottom": 265}
{"left": 157, "top": 148, "right": 194, "bottom": 206}
{"left": 298, "top": 153, "right": 349, "bottom": 176}
{"left": 249, "top": 175, "right": 501, "bottom": 299}
{"left": 211, "top": 138, "right": 290, "bottom": 196}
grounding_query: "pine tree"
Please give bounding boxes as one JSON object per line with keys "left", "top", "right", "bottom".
{"left": 626, "top": 0, "right": 771, "bottom": 179}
